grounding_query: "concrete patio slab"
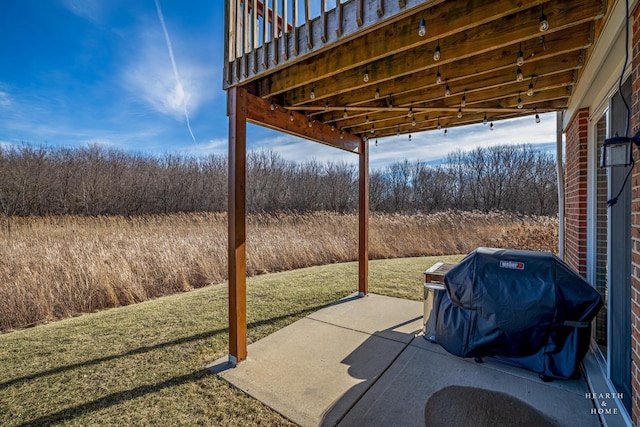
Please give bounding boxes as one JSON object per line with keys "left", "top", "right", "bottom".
{"left": 210, "top": 294, "right": 421, "bottom": 426}
{"left": 341, "top": 338, "right": 598, "bottom": 427}
{"left": 210, "top": 293, "right": 600, "bottom": 427}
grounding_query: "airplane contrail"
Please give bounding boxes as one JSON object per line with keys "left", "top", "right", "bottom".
{"left": 154, "top": 0, "right": 197, "bottom": 144}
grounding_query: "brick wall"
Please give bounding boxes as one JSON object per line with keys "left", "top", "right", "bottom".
{"left": 564, "top": 108, "right": 589, "bottom": 278}
{"left": 631, "top": 5, "right": 640, "bottom": 423}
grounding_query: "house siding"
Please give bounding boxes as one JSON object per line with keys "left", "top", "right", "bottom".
{"left": 564, "top": 108, "right": 589, "bottom": 279}
{"left": 631, "top": 5, "right": 640, "bottom": 423}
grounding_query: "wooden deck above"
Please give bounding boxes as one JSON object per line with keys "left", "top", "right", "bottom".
{"left": 224, "top": 0, "right": 608, "bottom": 141}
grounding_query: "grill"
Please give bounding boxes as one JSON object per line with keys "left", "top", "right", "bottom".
{"left": 424, "top": 247, "right": 603, "bottom": 380}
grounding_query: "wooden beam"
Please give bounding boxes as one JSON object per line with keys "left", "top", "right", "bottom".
{"left": 259, "top": 0, "right": 550, "bottom": 96}
{"left": 228, "top": 86, "right": 248, "bottom": 365}
{"left": 245, "top": 91, "right": 361, "bottom": 152}
{"left": 286, "top": 24, "right": 591, "bottom": 106}
{"left": 259, "top": 0, "right": 603, "bottom": 97}
{"left": 358, "top": 139, "right": 369, "bottom": 295}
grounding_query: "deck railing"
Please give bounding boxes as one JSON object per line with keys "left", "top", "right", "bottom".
{"left": 223, "top": 0, "right": 427, "bottom": 88}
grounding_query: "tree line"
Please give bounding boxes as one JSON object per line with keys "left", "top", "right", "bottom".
{"left": 0, "top": 143, "right": 558, "bottom": 217}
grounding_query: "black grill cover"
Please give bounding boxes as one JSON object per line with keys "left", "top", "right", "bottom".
{"left": 430, "top": 247, "right": 602, "bottom": 379}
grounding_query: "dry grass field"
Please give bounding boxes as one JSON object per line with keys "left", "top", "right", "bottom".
{"left": 0, "top": 211, "right": 557, "bottom": 332}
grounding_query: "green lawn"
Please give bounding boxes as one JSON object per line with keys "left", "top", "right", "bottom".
{"left": 0, "top": 255, "right": 463, "bottom": 426}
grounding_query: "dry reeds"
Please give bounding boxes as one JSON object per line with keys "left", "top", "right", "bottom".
{"left": 0, "top": 211, "right": 557, "bottom": 332}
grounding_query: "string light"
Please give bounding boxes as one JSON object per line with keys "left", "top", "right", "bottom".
{"left": 444, "top": 128, "right": 448, "bottom": 136}
{"left": 535, "top": 113, "right": 541, "bottom": 123}
{"left": 517, "top": 91, "right": 523, "bottom": 109}
{"left": 490, "top": 122, "right": 494, "bottom": 130}
{"left": 363, "top": 69, "right": 369, "bottom": 82}
{"left": 433, "top": 43, "right": 441, "bottom": 61}
{"left": 270, "top": 99, "right": 275, "bottom": 110}
{"left": 483, "top": 113, "right": 488, "bottom": 124}
{"left": 412, "top": 117, "right": 416, "bottom": 126}
{"left": 408, "top": 104, "right": 413, "bottom": 118}
{"left": 516, "top": 43, "right": 525, "bottom": 67}
{"left": 289, "top": 111, "right": 294, "bottom": 121}
{"left": 375, "top": 87, "right": 380, "bottom": 99}
{"left": 539, "top": 6, "right": 549, "bottom": 32}
{"left": 310, "top": 88, "right": 315, "bottom": 99}
{"left": 397, "top": 126, "right": 400, "bottom": 136}
{"left": 325, "top": 100, "right": 329, "bottom": 110}
{"left": 418, "top": 18, "right": 426, "bottom": 37}
{"left": 445, "top": 83, "right": 451, "bottom": 97}
{"left": 343, "top": 108, "right": 348, "bottom": 118}
{"left": 436, "top": 68, "right": 442, "bottom": 84}
{"left": 437, "top": 118, "right": 441, "bottom": 130}
{"left": 457, "top": 107, "right": 463, "bottom": 118}
{"left": 516, "top": 67, "right": 523, "bottom": 82}
{"left": 461, "top": 91, "right": 466, "bottom": 108}
{"left": 527, "top": 78, "right": 535, "bottom": 96}
{"left": 370, "top": 125, "right": 375, "bottom": 134}
{"left": 307, "top": 115, "right": 313, "bottom": 127}
{"left": 331, "top": 124, "right": 335, "bottom": 131}
{"left": 375, "top": 138, "right": 378, "bottom": 146}
{"left": 409, "top": 133, "right": 412, "bottom": 142}
{"left": 388, "top": 96, "right": 393, "bottom": 110}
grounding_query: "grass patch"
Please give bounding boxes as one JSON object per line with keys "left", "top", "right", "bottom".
{"left": 0, "top": 255, "right": 463, "bottom": 426}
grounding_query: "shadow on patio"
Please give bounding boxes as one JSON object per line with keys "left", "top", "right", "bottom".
{"left": 210, "top": 293, "right": 599, "bottom": 427}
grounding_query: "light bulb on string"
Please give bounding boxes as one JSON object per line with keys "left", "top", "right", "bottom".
{"left": 408, "top": 104, "right": 413, "bottom": 118}
{"left": 539, "top": 6, "right": 549, "bottom": 32}
{"left": 444, "top": 128, "right": 448, "bottom": 136}
{"left": 483, "top": 113, "right": 488, "bottom": 124}
{"left": 445, "top": 84, "right": 451, "bottom": 97}
{"left": 370, "top": 125, "right": 375, "bottom": 134}
{"left": 365, "top": 115, "right": 370, "bottom": 124}
{"left": 375, "top": 87, "right": 380, "bottom": 99}
{"left": 418, "top": 18, "right": 426, "bottom": 37}
{"left": 270, "top": 99, "right": 275, "bottom": 110}
{"left": 490, "top": 122, "right": 494, "bottom": 131}
{"left": 516, "top": 43, "right": 525, "bottom": 67}
{"left": 461, "top": 91, "right": 466, "bottom": 108}
{"left": 375, "top": 138, "right": 378, "bottom": 146}
{"left": 343, "top": 108, "right": 348, "bottom": 118}
{"left": 527, "top": 81, "right": 534, "bottom": 97}
{"left": 535, "top": 113, "right": 541, "bottom": 124}
{"left": 412, "top": 117, "right": 416, "bottom": 126}
{"left": 517, "top": 92, "right": 523, "bottom": 109}
{"left": 325, "top": 101, "right": 329, "bottom": 110}
{"left": 363, "top": 69, "right": 369, "bottom": 82}
{"left": 516, "top": 68, "right": 523, "bottom": 82}
{"left": 437, "top": 118, "right": 441, "bottom": 130}
{"left": 397, "top": 127, "right": 400, "bottom": 136}
{"left": 331, "top": 124, "right": 335, "bottom": 131}
{"left": 409, "top": 133, "right": 412, "bottom": 142}
{"left": 433, "top": 43, "right": 441, "bottom": 62}
{"left": 310, "top": 88, "right": 315, "bottom": 99}
{"left": 457, "top": 107, "right": 463, "bottom": 119}
{"left": 289, "top": 111, "right": 294, "bottom": 121}
{"left": 436, "top": 68, "right": 442, "bottom": 84}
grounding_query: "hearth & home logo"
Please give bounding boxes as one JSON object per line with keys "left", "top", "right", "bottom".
{"left": 585, "top": 392, "right": 623, "bottom": 415}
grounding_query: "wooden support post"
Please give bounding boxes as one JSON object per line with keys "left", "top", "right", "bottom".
{"left": 228, "top": 86, "right": 248, "bottom": 365}
{"left": 358, "top": 138, "right": 369, "bottom": 296}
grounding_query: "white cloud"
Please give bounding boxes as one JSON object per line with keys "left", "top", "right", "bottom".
{"left": 121, "top": 22, "right": 218, "bottom": 124}
{"left": 181, "top": 138, "right": 228, "bottom": 156}
{"left": 0, "top": 91, "right": 11, "bottom": 108}
{"left": 59, "top": 0, "right": 107, "bottom": 22}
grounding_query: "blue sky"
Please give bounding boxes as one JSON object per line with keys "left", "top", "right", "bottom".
{"left": 0, "top": 1, "right": 559, "bottom": 169}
